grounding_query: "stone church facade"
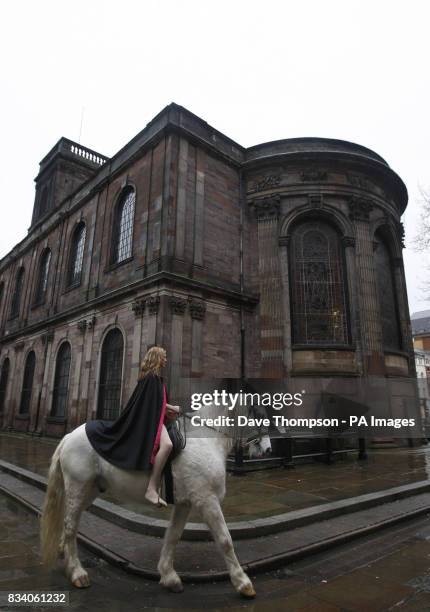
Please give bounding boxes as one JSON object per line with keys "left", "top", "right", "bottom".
{"left": 0, "top": 104, "right": 419, "bottom": 439}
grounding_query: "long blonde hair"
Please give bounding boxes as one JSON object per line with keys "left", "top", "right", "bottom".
{"left": 138, "top": 346, "right": 166, "bottom": 379}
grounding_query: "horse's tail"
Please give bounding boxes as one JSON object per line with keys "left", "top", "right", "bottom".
{"left": 40, "top": 437, "right": 66, "bottom": 566}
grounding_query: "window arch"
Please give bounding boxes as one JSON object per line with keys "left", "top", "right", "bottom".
{"left": 111, "top": 188, "right": 135, "bottom": 264}
{"left": 34, "top": 248, "right": 51, "bottom": 305}
{"left": 19, "top": 351, "right": 35, "bottom": 414}
{"left": 10, "top": 267, "right": 25, "bottom": 319}
{"left": 67, "top": 222, "right": 86, "bottom": 287}
{"left": 289, "top": 219, "right": 350, "bottom": 345}
{"left": 0, "top": 358, "right": 10, "bottom": 412}
{"left": 97, "top": 328, "right": 124, "bottom": 420}
{"left": 51, "top": 342, "right": 71, "bottom": 418}
{"left": 374, "top": 231, "right": 402, "bottom": 351}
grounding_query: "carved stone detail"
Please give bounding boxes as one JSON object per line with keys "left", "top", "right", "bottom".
{"left": 348, "top": 196, "right": 373, "bottom": 221}
{"left": 147, "top": 296, "right": 160, "bottom": 315}
{"left": 132, "top": 299, "right": 146, "bottom": 316}
{"left": 308, "top": 194, "right": 323, "bottom": 208}
{"left": 301, "top": 170, "right": 327, "bottom": 182}
{"left": 40, "top": 331, "right": 54, "bottom": 345}
{"left": 189, "top": 300, "right": 206, "bottom": 320}
{"left": 278, "top": 235, "right": 291, "bottom": 247}
{"left": 397, "top": 222, "right": 405, "bottom": 248}
{"left": 169, "top": 296, "right": 187, "bottom": 316}
{"left": 77, "top": 316, "right": 96, "bottom": 333}
{"left": 253, "top": 175, "right": 281, "bottom": 192}
{"left": 250, "top": 196, "right": 280, "bottom": 221}
{"left": 342, "top": 236, "right": 356, "bottom": 248}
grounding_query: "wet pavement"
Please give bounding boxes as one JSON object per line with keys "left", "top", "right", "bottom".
{"left": 1, "top": 492, "right": 430, "bottom": 610}
{"left": 2, "top": 432, "right": 430, "bottom": 522}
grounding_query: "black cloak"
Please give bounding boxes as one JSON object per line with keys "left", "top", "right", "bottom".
{"left": 85, "top": 372, "right": 168, "bottom": 471}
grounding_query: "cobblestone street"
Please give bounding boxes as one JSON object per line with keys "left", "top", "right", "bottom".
{"left": 1, "top": 492, "right": 430, "bottom": 611}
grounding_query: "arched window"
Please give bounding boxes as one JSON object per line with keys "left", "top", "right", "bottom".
{"left": 111, "top": 189, "right": 135, "bottom": 264}
{"left": 0, "top": 358, "right": 10, "bottom": 412}
{"left": 34, "top": 249, "right": 51, "bottom": 305}
{"left": 67, "top": 222, "right": 86, "bottom": 287}
{"left": 374, "top": 231, "right": 401, "bottom": 351}
{"left": 289, "top": 219, "right": 350, "bottom": 345}
{"left": 97, "top": 328, "right": 123, "bottom": 420}
{"left": 19, "top": 351, "right": 35, "bottom": 414}
{"left": 10, "top": 267, "right": 25, "bottom": 319}
{"left": 51, "top": 342, "right": 71, "bottom": 418}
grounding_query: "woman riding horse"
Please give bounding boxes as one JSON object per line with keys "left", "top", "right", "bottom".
{"left": 85, "top": 346, "right": 180, "bottom": 507}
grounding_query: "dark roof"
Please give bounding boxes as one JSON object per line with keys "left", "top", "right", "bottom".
{"left": 412, "top": 316, "right": 430, "bottom": 335}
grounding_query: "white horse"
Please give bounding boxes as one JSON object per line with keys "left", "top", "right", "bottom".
{"left": 40, "top": 405, "right": 256, "bottom": 598}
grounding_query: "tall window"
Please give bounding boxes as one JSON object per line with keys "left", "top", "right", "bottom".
{"left": 19, "top": 351, "right": 35, "bottom": 414}
{"left": 374, "top": 232, "right": 401, "bottom": 351}
{"left": 51, "top": 342, "right": 71, "bottom": 418}
{"left": 68, "top": 222, "right": 86, "bottom": 287}
{"left": 290, "top": 219, "right": 350, "bottom": 345}
{"left": 0, "top": 358, "right": 10, "bottom": 412}
{"left": 112, "top": 189, "right": 135, "bottom": 264}
{"left": 97, "top": 328, "right": 123, "bottom": 420}
{"left": 0, "top": 281, "right": 4, "bottom": 312}
{"left": 34, "top": 249, "right": 51, "bottom": 305}
{"left": 10, "top": 267, "right": 25, "bottom": 319}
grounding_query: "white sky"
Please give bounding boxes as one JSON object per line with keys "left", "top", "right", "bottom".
{"left": 1, "top": 0, "right": 429, "bottom": 313}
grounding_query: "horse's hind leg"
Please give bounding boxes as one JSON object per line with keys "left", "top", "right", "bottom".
{"left": 197, "top": 495, "right": 256, "bottom": 598}
{"left": 158, "top": 502, "right": 191, "bottom": 592}
{"left": 62, "top": 476, "right": 97, "bottom": 588}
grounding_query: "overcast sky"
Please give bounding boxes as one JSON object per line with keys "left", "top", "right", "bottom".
{"left": 1, "top": 0, "right": 429, "bottom": 313}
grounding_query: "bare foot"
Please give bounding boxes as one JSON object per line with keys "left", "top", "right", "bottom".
{"left": 145, "top": 489, "right": 167, "bottom": 507}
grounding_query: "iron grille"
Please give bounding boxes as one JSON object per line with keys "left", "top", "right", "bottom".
{"left": 0, "top": 358, "right": 9, "bottom": 412}
{"left": 374, "top": 234, "right": 401, "bottom": 350}
{"left": 113, "top": 190, "right": 135, "bottom": 264}
{"left": 51, "top": 343, "right": 71, "bottom": 418}
{"left": 19, "top": 351, "right": 35, "bottom": 414}
{"left": 97, "top": 329, "right": 123, "bottom": 420}
{"left": 68, "top": 223, "right": 86, "bottom": 286}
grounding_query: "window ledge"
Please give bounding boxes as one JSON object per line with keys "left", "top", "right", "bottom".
{"left": 63, "top": 281, "right": 82, "bottom": 295}
{"left": 292, "top": 345, "right": 356, "bottom": 351}
{"left": 30, "top": 299, "right": 47, "bottom": 311}
{"left": 14, "top": 413, "right": 30, "bottom": 420}
{"left": 105, "top": 256, "right": 134, "bottom": 273}
{"left": 46, "top": 416, "right": 67, "bottom": 424}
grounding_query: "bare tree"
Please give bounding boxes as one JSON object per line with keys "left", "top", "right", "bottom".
{"left": 412, "top": 186, "right": 430, "bottom": 252}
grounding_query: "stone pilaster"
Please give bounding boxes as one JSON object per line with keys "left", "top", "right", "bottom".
{"left": 189, "top": 299, "right": 206, "bottom": 375}
{"left": 349, "top": 197, "right": 384, "bottom": 374}
{"left": 250, "top": 196, "right": 284, "bottom": 378}
{"left": 168, "top": 296, "right": 187, "bottom": 398}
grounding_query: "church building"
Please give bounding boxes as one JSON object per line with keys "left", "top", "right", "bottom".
{"left": 0, "top": 104, "right": 419, "bottom": 451}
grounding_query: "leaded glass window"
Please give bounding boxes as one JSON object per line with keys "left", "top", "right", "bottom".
{"left": 290, "top": 220, "right": 350, "bottom": 345}
{"left": 34, "top": 249, "right": 51, "bottom": 304}
{"left": 97, "top": 328, "right": 123, "bottom": 420}
{"left": 112, "top": 189, "right": 135, "bottom": 264}
{"left": 374, "top": 233, "right": 401, "bottom": 351}
{"left": 68, "top": 223, "right": 86, "bottom": 287}
{"left": 19, "top": 351, "right": 35, "bottom": 414}
{"left": 0, "top": 358, "right": 10, "bottom": 412}
{"left": 10, "top": 267, "right": 25, "bottom": 319}
{"left": 51, "top": 342, "right": 71, "bottom": 418}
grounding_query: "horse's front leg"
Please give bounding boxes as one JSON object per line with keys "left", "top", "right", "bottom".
{"left": 197, "top": 495, "right": 256, "bottom": 598}
{"left": 158, "top": 502, "right": 191, "bottom": 592}
{"left": 62, "top": 477, "right": 97, "bottom": 588}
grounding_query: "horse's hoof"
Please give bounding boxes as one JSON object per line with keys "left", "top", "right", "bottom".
{"left": 160, "top": 579, "right": 184, "bottom": 593}
{"left": 72, "top": 574, "right": 91, "bottom": 588}
{"left": 239, "top": 583, "right": 256, "bottom": 598}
